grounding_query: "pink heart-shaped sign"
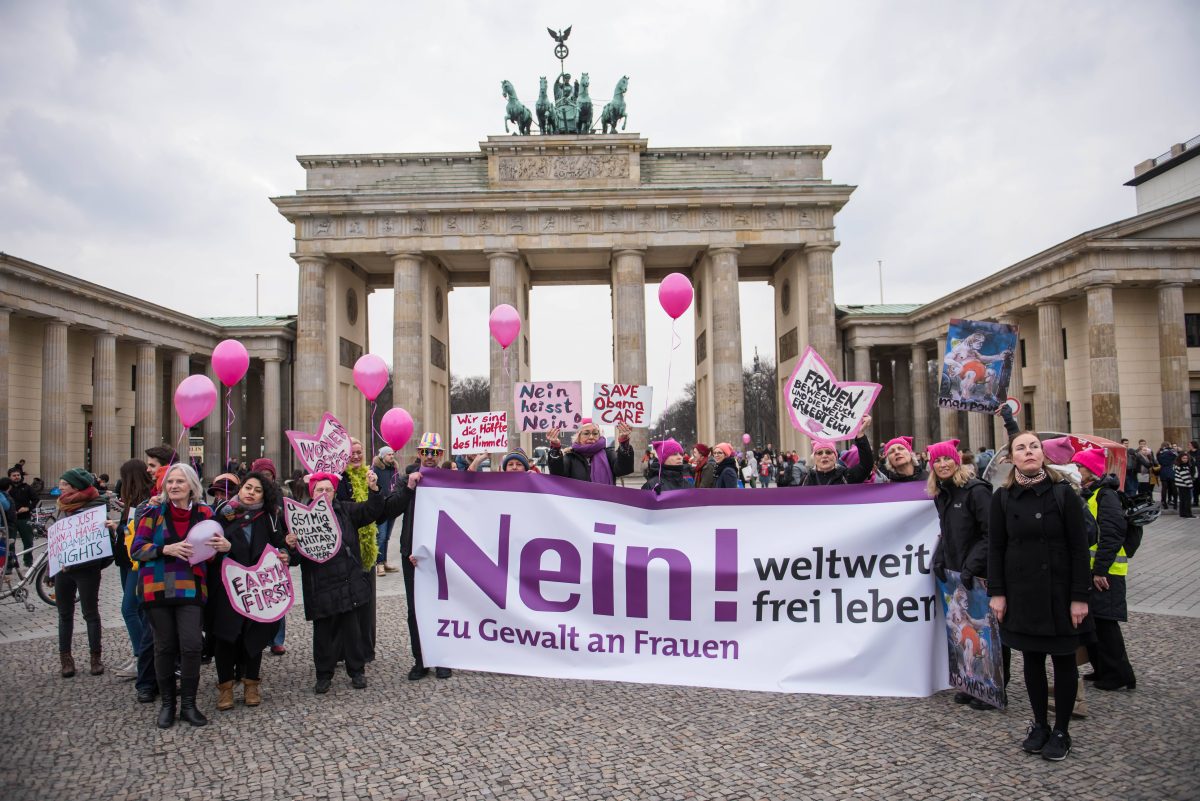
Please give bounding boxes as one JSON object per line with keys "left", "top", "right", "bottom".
{"left": 283, "top": 496, "right": 343, "bottom": 564}
{"left": 220, "top": 545, "right": 294, "bottom": 623}
{"left": 185, "top": 519, "right": 223, "bottom": 565}
{"left": 286, "top": 413, "right": 352, "bottom": 477}
{"left": 785, "top": 346, "right": 880, "bottom": 442}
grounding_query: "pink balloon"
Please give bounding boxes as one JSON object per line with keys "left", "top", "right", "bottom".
{"left": 658, "top": 273, "right": 694, "bottom": 319}
{"left": 185, "top": 519, "right": 222, "bottom": 565}
{"left": 353, "top": 354, "right": 389, "bottom": 401}
{"left": 174, "top": 374, "right": 218, "bottom": 428}
{"left": 742, "top": 433, "right": 752, "bottom": 445}
{"left": 380, "top": 408, "right": 414, "bottom": 452}
{"left": 211, "top": 339, "right": 249, "bottom": 387}
{"left": 489, "top": 304, "right": 521, "bottom": 350}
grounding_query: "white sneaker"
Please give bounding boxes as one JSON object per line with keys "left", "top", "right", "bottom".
{"left": 115, "top": 657, "right": 138, "bottom": 679}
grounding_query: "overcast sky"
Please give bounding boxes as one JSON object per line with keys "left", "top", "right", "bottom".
{"left": 2, "top": 0, "right": 1198, "bottom": 420}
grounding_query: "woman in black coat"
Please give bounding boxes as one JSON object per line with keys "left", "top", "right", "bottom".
{"left": 926, "top": 439, "right": 1002, "bottom": 710}
{"left": 710, "top": 444, "right": 741, "bottom": 489}
{"left": 988, "top": 432, "right": 1092, "bottom": 762}
{"left": 209, "top": 471, "right": 288, "bottom": 711}
{"left": 641, "top": 439, "right": 691, "bottom": 493}
{"left": 546, "top": 420, "right": 635, "bottom": 483}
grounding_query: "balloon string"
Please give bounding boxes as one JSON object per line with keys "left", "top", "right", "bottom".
{"left": 658, "top": 318, "right": 682, "bottom": 489}
{"left": 369, "top": 400, "right": 381, "bottom": 458}
{"left": 503, "top": 348, "right": 512, "bottom": 383}
{"left": 225, "top": 387, "right": 236, "bottom": 469}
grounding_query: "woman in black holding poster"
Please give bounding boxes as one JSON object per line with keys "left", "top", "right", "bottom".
{"left": 209, "top": 471, "right": 288, "bottom": 711}
{"left": 53, "top": 468, "right": 111, "bottom": 678}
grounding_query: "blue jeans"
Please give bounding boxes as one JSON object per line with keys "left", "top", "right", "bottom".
{"left": 272, "top": 617, "right": 286, "bottom": 647}
{"left": 127, "top": 570, "right": 156, "bottom": 693}
{"left": 376, "top": 519, "right": 392, "bottom": 566}
{"left": 119, "top": 564, "right": 142, "bottom": 656}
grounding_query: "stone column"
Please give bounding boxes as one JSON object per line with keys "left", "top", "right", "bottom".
{"left": 487, "top": 250, "right": 522, "bottom": 444}
{"left": 135, "top": 343, "right": 159, "bottom": 457}
{"left": 708, "top": 247, "right": 745, "bottom": 447}
{"left": 294, "top": 253, "right": 328, "bottom": 433}
{"left": 245, "top": 365, "right": 264, "bottom": 462}
{"left": 1159, "top": 282, "right": 1190, "bottom": 446}
{"left": 1037, "top": 301, "right": 1068, "bottom": 431}
{"left": 263, "top": 357, "right": 283, "bottom": 472}
{"left": 893, "top": 351, "right": 913, "bottom": 441}
{"left": 0, "top": 308, "right": 11, "bottom": 471}
{"left": 936, "top": 337, "right": 958, "bottom": 440}
{"left": 92, "top": 333, "right": 118, "bottom": 476}
{"left": 995, "top": 313, "right": 1023, "bottom": 444}
{"left": 171, "top": 351, "right": 191, "bottom": 447}
{"left": 612, "top": 248, "right": 648, "bottom": 454}
{"left": 806, "top": 244, "right": 838, "bottom": 362}
{"left": 392, "top": 251, "right": 425, "bottom": 439}
{"left": 1086, "top": 285, "right": 1122, "bottom": 441}
{"left": 911, "top": 344, "right": 931, "bottom": 447}
{"left": 204, "top": 360, "right": 222, "bottom": 478}
{"left": 41, "top": 321, "right": 69, "bottom": 481}
{"left": 967, "top": 412, "right": 992, "bottom": 453}
{"left": 873, "top": 356, "right": 894, "bottom": 445}
{"left": 853, "top": 346, "right": 872, "bottom": 443}
{"left": 228, "top": 382, "right": 244, "bottom": 467}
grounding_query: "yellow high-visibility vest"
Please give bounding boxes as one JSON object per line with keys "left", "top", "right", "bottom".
{"left": 1086, "top": 492, "right": 1128, "bottom": 576}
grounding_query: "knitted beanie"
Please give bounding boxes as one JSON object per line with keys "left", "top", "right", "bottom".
{"left": 884, "top": 436, "right": 914, "bottom": 456}
{"left": 652, "top": 439, "right": 684, "bottom": 462}
{"left": 1071, "top": 448, "right": 1107, "bottom": 478}
{"left": 60, "top": 467, "right": 94, "bottom": 491}
{"left": 250, "top": 458, "right": 277, "bottom": 480}
{"left": 926, "top": 439, "right": 962, "bottom": 465}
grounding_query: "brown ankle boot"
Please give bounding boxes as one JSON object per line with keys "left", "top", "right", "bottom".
{"left": 242, "top": 678, "right": 262, "bottom": 707}
{"left": 89, "top": 651, "right": 104, "bottom": 676}
{"left": 216, "top": 680, "right": 236, "bottom": 711}
{"left": 60, "top": 652, "right": 76, "bottom": 678}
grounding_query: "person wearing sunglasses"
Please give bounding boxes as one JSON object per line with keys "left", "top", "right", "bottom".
{"left": 800, "top": 415, "right": 874, "bottom": 487}
{"left": 545, "top": 419, "right": 634, "bottom": 484}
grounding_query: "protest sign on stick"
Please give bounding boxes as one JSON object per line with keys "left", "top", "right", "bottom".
{"left": 514, "top": 381, "right": 583, "bottom": 432}
{"left": 937, "top": 319, "right": 1018, "bottom": 414}
{"left": 47, "top": 506, "right": 112, "bottom": 577}
{"left": 286, "top": 412, "right": 352, "bottom": 475}
{"left": 935, "top": 570, "right": 1007, "bottom": 709}
{"left": 785, "top": 347, "right": 880, "bottom": 441}
{"left": 591, "top": 383, "right": 653, "bottom": 428}
{"left": 283, "top": 497, "right": 342, "bottom": 563}
{"left": 451, "top": 411, "right": 509, "bottom": 455}
{"left": 220, "top": 545, "right": 295, "bottom": 623}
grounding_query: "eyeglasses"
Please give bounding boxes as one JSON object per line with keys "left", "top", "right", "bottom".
{"left": 417, "top": 448, "right": 443, "bottom": 457}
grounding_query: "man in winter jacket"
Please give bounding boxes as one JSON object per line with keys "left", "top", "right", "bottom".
{"left": 5, "top": 466, "right": 36, "bottom": 572}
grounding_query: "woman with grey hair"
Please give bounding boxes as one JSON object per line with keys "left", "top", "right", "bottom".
{"left": 131, "top": 462, "right": 227, "bottom": 729}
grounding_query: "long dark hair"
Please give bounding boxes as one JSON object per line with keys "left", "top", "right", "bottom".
{"left": 119, "top": 459, "right": 154, "bottom": 509}
{"left": 239, "top": 471, "right": 281, "bottom": 515}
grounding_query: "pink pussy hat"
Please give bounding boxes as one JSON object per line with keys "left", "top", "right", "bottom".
{"left": 1041, "top": 436, "right": 1076, "bottom": 465}
{"left": 885, "top": 436, "right": 914, "bottom": 455}
{"left": 811, "top": 439, "right": 837, "bottom": 454}
{"left": 1071, "top": 447, "right": 1107, "bottom": 478}
{"left": 926, "top": 439, "right": 961, "bottom": 465}
{"left": 651, "top": 439, "right": 684, "bottom": 462}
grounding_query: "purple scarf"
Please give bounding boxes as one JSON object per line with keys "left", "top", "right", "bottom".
{"left": 571, "top": 438, "right": 614, "bottom": 484}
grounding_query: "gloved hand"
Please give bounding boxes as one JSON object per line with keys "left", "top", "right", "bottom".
{"left": 933, "top": 565, "right": 947, "bottom": 583}
{"left": 999, "top": 404, "right": 1014, "bottom": 424}
{"left": 960, "top": 569, "right": 975, "bottom": 590}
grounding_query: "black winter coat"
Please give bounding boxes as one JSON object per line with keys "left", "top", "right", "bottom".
{"left": 713, "top": 456, "right": 740, "bottom": 488}
{"left": 1083, "top": 476, "right": 1128, "bottom": 621}
{"left": 294, "top": 493, "right": 389, "bottom": 621}
{"left": 641, "top": 464, "right": 691, "bottom": 493}
{"left": 801, "top": 436, "right": 873, "bottom": 486}
{"left": 878, "top": 463, "right": 929, "bottom": 484}
{"left": 988, "top": 477, "right": 1094, "bottom": 649}
{"left": 931, "top": 478, "right": 992, "bottom": 585}
{"left": 211, "top": 508, "right": 289, "bottom": 651}
{"left": 547, "top": 440, "right": 634, "bottom": 483}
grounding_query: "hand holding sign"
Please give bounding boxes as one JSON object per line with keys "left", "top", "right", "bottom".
{"left": 221, "top": 545, "right": 294, "bottom": 623}
{"left": 286, "top": 413, "right": 353, "bottom": 476}
{"left": 283, "top": 497, "right": 343, "bottom": 563}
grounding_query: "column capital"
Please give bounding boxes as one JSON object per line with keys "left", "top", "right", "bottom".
{"left": 261, "top": 355, "right": 283, "bottom": 363}
{"left": 1085, "top": 282, "right": 1116, "bottom": 293}
{"left": 1036, "top": 299, "right": 1062, "bottom": 309}
{"left": 612, "top": 247, "right": 647, "bottom": 258}
{"left": 483, "top": 249, "right": 520, "bottom": 261}
{"left": 1158, "top": 281, "right": 1185, "bottom": 290}
{"left": 806, "top": 241, "right": 840, "bottom": 254}
{"left": 291, "top": 252, "right": 327, "bottom": 266}
{"left": 387, "top": 250, "right": 425, "bottom": 263}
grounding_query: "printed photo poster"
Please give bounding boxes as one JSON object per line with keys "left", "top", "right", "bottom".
{"left": 938, "top": 319, "right": 1018, "bottom": 414}
{"left": 785, "top": 347, "right": 880, "bottom": 441}
{"left": 286, "top": 412, "right": 352, "bottom": 476}
{"left": 935, "top": 570, "right": 1006, "bottom": 709}
{"left": 452, "top": 411, "right": 509, "bottom": 455}
{"left": 283, "top": 497, "right": 343, "bottom": 563}
{"left": 592, "top": 383, "right": 653, "bottom": 428}
{"left": 220, "top": 545, "right": 295, "bottom": 623}
{"left": 47, "top": 506, "right": 112, "bottom": 577}
{"left": 514, "top": 381, "right": 584, "bottom": 433}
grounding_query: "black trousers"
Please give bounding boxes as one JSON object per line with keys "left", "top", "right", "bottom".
{"left": 312, "top": 609, "right": 364, "bottom": 680}
{"left": 402, "top": 556, "right": 424, "bottom": 667}
{"left": 1179, "top": 488, "right": 1194, "bottom": 517}
{"left": 356, "top": 570, "right": 377, "bottom": 662}
{"left": 1088, "top": 618, "right": 1135, "bottom": 684}
{"left": 147, "top": 605, "right": 204, "bottom": 691}
{"left": 55, "top": 566, "right": 103, "bottom": 654}
{"left": 214, "top": 634, "right": 264, "bottom": 683}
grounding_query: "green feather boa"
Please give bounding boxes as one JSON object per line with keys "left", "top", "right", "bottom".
{"left": 346, "top": 466, "right": 379, "bottom": 570}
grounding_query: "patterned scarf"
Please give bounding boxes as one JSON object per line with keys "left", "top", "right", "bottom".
{"left": 57, "top": 486, "right": 100, "bottom": 516}
{"left": 346, "top": 466, "right": 378, "bottom": 570}
{"left": 1013, "top": 468, "right": 1047, "bottom": 488}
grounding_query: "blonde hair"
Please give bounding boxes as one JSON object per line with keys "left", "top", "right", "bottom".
{"left": 925, "top": 464, "right": 973, "bottom": 497}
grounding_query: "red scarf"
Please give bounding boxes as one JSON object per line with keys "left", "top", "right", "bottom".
{"left": 57, "top": 486, "right": 100, "bottom": 516}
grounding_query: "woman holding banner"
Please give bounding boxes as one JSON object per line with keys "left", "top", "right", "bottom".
{"left": 988, "top": 431, "right": 1092, "bottom": 762}
{"left": 927, "top": 439, "right": 1003, "bottom": 710}
{"left": 54, "top": 468, "right": 111, "bottom": 679}
{"left": 131, "top": 462, "right": 222, "bottom": 729}
{"left": 800, "top": 415, "right": 874, "bottom": 487}
{"left": 209, "top": 471, "right": 289, "bottom": 711}
{"left": 546, "top": 420, "right": 635, "bottom": 484}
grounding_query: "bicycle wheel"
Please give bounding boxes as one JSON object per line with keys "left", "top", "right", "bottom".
{"left": 34, "top": 561, "right": 56, "bottom": 606}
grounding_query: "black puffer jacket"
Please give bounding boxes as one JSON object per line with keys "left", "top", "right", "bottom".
{"left": 547, "top": 440, "right": 635, "bottom": 483}
{"left": 641, "top": 464, "right": 691, "bottom": 493}
{"left": 713, "top": 455, "right": 740, "bottom": 488}
{"left": 877, "top": 463, "right": 929, "bottom": 484}
{"left": 1082, "top": 475, "right": 1129, "bottom": 622}
{"left": 931, "top": 477, "right": 992, "bottom": 585}
{"left": 294, "top": 493, "right": 391, "bottom": 621}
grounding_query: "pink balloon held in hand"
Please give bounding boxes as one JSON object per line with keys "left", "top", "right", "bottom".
{"left": 174, "top": 374, "right": 218, "bottom": 428}
{"left": 489, "top": 304, "right": 521, "bottom": 349}
{"left": 658, "top": 272, "right": 694, "bottom": 319}
{"left": 380, "top": 408, "right": 415, "bottom": 452}
{"left": 353, "top": 354, "right": 389, "bottom": 401}
{"left": 211, "top": 339, "right": 250, "bottom": 387}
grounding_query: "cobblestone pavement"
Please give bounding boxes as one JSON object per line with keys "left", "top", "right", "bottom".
{"left": 0, "top": 516, "right": 1196, "bottom": 800}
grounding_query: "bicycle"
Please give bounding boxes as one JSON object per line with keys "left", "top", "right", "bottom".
{"left": 0, "top": 537, "right": 56, "bottom": 610}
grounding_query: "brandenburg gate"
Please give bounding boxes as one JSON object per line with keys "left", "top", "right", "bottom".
{"left": 272, "top": 133, "right": 854, "bottom": 453}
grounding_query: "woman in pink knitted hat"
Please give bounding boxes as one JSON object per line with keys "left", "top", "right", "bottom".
{"left": 878, "top": 435, "right": 927, "bottom": 483}
{"left": 641, "top": 439, "right": 690, "bottom": 493}
{"left": 800, "top": 415, "right": 874, "bottom": 486}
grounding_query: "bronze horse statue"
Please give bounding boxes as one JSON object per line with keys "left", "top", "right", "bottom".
{"left": 576, "top": 73, "right": 593, "bottom": 134}
{"left": 601, "top": 75, "right": 628, "bottom": 134}
{"left": 502, "top": 79, "right": 533, "bottom": 136}
{"left": 536, "top": 76, "right": 553, "bottom": 134}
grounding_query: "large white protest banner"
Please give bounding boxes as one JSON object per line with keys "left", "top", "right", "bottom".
{"left": 785, "top": 347, "right": 881, "bottom": 441}
{"left": 47, "top": 506, "right": 112, "bottom": 577}
{"left": 412, "top": 471, "right": 949, "bottom": 696}
{"left": 451, "top": 411, "right": 508, "bottom": 455}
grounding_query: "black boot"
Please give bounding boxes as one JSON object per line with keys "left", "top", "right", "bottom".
{"left": 157, "top": 681, "right": 177, "bottom": 729}
{"left": 178, "top": 677, "right": 208, "bottom": 727}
